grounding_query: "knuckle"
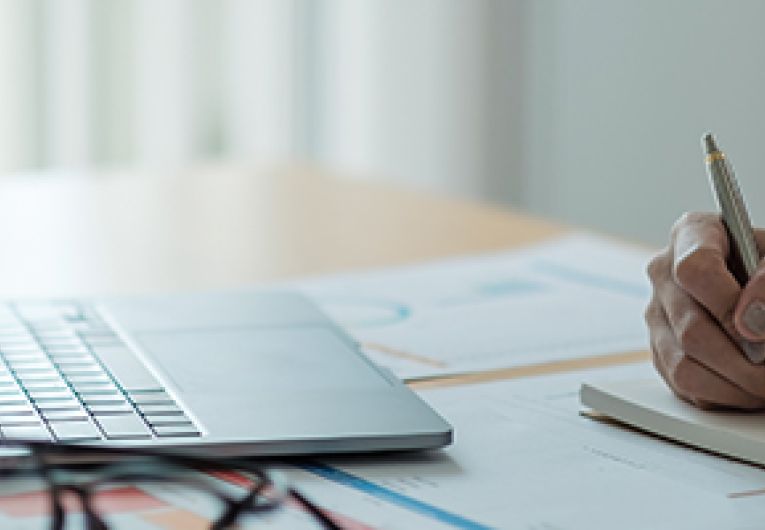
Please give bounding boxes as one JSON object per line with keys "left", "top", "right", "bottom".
{"left": 737, "top": 365, "right": 765, "bottom": 400}
{"left": 669, "top": 356, "right": 697, "bottom": 396}
{"left": 646, "top": 251, "right": 670, "bottom": 282}
{"left": 672, "top": 247, "right": 723, "bottom": 290}
{"left": 676, "top": 314, "right": 705, "bottom": 354}
{"left": 671, "top": 211, "right": 717, "bottom": 235}
{"left": 643, "top": 305, "right": 653, "bottom": 325}
{"left": 644, "top": 299, "right": 661, "bottom": 325}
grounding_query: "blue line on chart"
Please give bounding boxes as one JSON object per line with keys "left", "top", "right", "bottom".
{"left": 439, "top": 278, "right": 546, "bottom": 306}
{"left": 302, "top": 463, "right": 494, "bottom": 530}
{"left": 314, "top": 296, "right": 412, "bottom": 327}
{"left": 532, "top": 260, "right": 649, "bottom": 298}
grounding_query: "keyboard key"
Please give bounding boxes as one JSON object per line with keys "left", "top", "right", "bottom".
{"left": 91, "top": 346, "right": 161, "bottom": 392}
{"left": 39, "top": 339, "right": 82, "bottom": 349}
{"left": 8, "top": 358, "right": 53, "bottom": 368}
{"left": 34, "top": 397, "right": 76, "bottom": 404}
{"left": 0, "top": 404, "right": 34, "bottom": 414}
{"left": 34, "top": 328, "right": 75, "bottom": 337}
{"left": 0, "top": 395, "right": 28, "bottom": 405}
{"left": 12, "top": 366, "right": 56, "bottom": 375}
{"left": 37, "top": 400, "right": 81, "bottom": 412}
{"left": 132, "top": 399, "right": 176, "bottom": 408}
{"left": 146, "top": 414, "right": 192, "bottom": 426}
{"left": 29, "top": 390, "right": 75, "bottom": 401}
{"left": 81, "top": 395, "right": 126, "bottom": 406}
{"left": 73, "top": 384, "right": 120, "bottom": 395}
{"left": 153, "top": 424, "right": 200, "bottom": 437}
{"left": 65, "top": 374, "right": 111, "bottom": 385}
{"left": 43, "top": 409, "right": 88, "bottom": 421}
{"left": 138, "top": 404, "right": 182, "bottom": 415}
{"left": 96, "top": 414, "right": 152, "bottom": 440}
{"left": 88, "top": 403, "right": 133, "bottom": 414}
{"left": 53, "top": 358, "right": 96, "bottom": 367}
{"left": 0, "top": 416, "right": 41, "bottom": 426}
{"left": 0, "top": 334, "right": 31, "bottom": 344}
{"left": 3, "top": 352, "right": 47, "bottom": 362}
{"left": 46, "top": 346, "right": 89, "bottom": 356}
{"left": 49, "top": 419, "right": 101, "bottom": 441}
{"left": 129, "top": 391, "right": 171, "bottom": 404}
{"left": 16, "top": 372, "right": 60, "bottom": 382}
{"left": 22, "top": 381, "right": 68, "bottom": 391}
{"left": 2, "top": 350, "right": 43, "bottom": 360}
{"left": 0, "top": 341, "right": 38, "bottom": 350}
{"left": 27, "top": 319, "right": 67, "bottom": 329}
{"left": 2, "top": 424, "right": 51, "bottom": 440}
{"left": 35, "top": 329, "right": 77, "bottom": 339}
{"left": 59, "top": 367, "right": 104, "bottom": 378}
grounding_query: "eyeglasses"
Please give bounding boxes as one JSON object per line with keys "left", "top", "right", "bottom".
{"left": 0, "top": 439, "right": 342, "bottom": 530}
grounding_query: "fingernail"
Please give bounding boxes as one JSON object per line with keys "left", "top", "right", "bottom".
{"left": 742, "top": 341, "right": 765, "bottom": 363}
{"left": 742, "top": 299, "right": 765, "bottom": 338}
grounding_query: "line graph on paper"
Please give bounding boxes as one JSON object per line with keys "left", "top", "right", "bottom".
{"left": 294, "top": 234, "right": 653, "bottom": 380}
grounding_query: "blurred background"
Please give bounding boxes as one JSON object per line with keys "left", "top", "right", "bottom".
{"left": 2, "top": 0, "right": 765, "bottom": 245}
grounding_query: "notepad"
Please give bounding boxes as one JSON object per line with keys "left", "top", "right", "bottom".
{"left": 580, "top": 378, "right": 765, "bottom": 467}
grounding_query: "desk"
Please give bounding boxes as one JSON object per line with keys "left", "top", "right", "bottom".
{"left": 0, "top": 166, "right": 667, "bottom": 528}
{"left": 0, "top": 165, "right": 563, "bottom": 297}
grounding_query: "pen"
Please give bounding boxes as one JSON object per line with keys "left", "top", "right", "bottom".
{"left": 703, "top": 132, "right": 764, "bottom": 363}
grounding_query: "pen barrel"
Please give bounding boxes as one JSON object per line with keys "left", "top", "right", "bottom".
{"left": 707, "top": 157, "right": 760, "bottom": 282}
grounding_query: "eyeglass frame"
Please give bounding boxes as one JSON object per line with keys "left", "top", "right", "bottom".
{"left": 0, "top": 438, "right": 341, "bottom": 530}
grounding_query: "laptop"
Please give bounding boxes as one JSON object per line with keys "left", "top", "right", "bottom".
{"left": 0, "top": 291, "right": 451, "bottom": 456}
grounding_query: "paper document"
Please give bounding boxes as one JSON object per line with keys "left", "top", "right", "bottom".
{"left": 318, "top": 363, "right": 765, "bottom": 529}
{"left": 133, "top": 363, "right": 765, "bottom": 529}
{"left": 294, "top": 233, "right": 652, "bottom": 380}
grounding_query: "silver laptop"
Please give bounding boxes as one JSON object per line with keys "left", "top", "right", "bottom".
{"left": 0, "top": 291, "right": 451, "bottom": 455}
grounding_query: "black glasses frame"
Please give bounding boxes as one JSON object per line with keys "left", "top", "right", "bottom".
{"left": 0, "top": 439, "right": 341, "bottom": 530}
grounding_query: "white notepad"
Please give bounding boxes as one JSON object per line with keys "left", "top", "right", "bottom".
{"left": 580, "top": 378, "right": 765, "bottom": 467}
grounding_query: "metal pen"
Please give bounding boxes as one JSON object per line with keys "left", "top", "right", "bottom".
{"left": 704, "top": 133, "right": 759, "bottom": 283}
{"left": 703, "top": 132, "right": 764, "bottom": 362}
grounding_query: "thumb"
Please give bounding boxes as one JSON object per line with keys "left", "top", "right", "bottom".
{"left": 735, "top": 265, "right": 765, "bottom": 341}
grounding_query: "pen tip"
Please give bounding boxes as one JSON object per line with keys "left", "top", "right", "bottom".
{"left": 703, "top": 132, "right": 720, "bottom": 154}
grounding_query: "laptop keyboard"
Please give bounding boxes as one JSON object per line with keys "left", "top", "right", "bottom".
{"left": 0, "top": 301, "right": 200, "bottom": 442}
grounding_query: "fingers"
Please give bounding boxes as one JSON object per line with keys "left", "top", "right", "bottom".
{"left": 667, "top": 212, "right": 765, "bottom": 360}
{"left": 646, "top": 299, "right": 765, "bottom": 410}
{"left": 670, "top": 212, "right": 741, "bottom": 326}
{"left": 655, "top": 271, "right": 765, "bottom": 399}
{"left": 735, "top": 229, "right": 765, "bottom": 341}
{"left": 735, "top": 270, "right": 765, "bottom": 341}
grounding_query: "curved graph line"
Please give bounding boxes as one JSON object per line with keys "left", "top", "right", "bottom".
{"left": 315, "top": 296, "right": 412, "bottom": 328}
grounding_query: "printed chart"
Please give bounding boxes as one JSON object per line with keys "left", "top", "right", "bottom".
{"left": 294, "top": 233, "right": 653, "bottom": 380}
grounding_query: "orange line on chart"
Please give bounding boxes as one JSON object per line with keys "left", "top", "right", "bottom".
{"left": 361, "top": 342, "right": 448, "bottom": 368}
{"left": 409, "top": 350, "right": 651, "bottom": 389}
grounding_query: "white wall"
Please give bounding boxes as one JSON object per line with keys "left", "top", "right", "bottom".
{"left": 514, "top": 1, "right": 765, "bottom": 245}
{"left": 313, "top": 0, "right": 498, "bottom": 196}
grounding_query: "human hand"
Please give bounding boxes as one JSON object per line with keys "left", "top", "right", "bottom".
{"left": 646, "top": 212, "right": 765, "bottom": 409}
